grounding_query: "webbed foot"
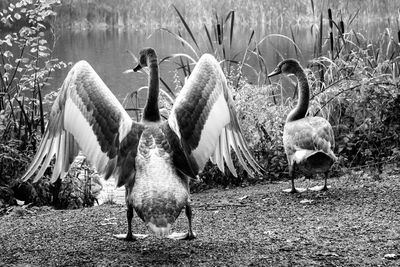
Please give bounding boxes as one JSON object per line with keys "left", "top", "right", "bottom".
{"left": 309, "top": 185, "right": 331, "bottom": 191}
{"left": 168, "top": 231, "right": 196, "bottom": 240}
{"left": 113, "top": 233, "right": 148, "bottom": 241}
{"left": 283, "top": 187, "right": 307, "bottom": 193}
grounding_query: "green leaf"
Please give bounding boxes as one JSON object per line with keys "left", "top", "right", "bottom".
{"left": 39, "top": 51, "right": 49, "bottom": 57}
{"left": 3, "top": 50, "right": 13, "bottom": 58}
{"left": 4, "top": 64, "right": 13, "bottom": 71}
{"left": 172, "top": 5, "right": 200, "bottom": 51}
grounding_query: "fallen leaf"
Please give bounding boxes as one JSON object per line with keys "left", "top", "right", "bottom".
{"left": 238, "top": 195, "right": 248, "bottom": 201}
{"left": 300, "top": 199, "right": 314, "bottom": 204}
{"left": 104, "top": 217, "right": 117, "bottom": 221}
{"left": 100, "top": 222, "right": 117, "bottom": 226}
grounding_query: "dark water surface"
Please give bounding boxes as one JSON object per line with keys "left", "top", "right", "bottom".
{"left": 50, "top": 27, "right": 315, "bottom": 101}
{"left": 50, "top": 19, "right": 394, "bottom": 105}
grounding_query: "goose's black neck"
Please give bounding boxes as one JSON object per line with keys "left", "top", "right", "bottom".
{"left": 286, "top": 67, "right": 309, "bottom": 122}
{"left": 143, "top": 57, "right": 160, "bottom": 122}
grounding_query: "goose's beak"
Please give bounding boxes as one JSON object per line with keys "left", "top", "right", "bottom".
{"left": 267, "top": 68, "right": 281, "bottom": 78}
{"left": 133, "top": 63, "right": 142, "bottom": 72}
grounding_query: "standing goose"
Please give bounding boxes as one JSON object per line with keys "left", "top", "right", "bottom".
{"left": 22, "top": 48, "right": 263, "bottom": 240}
{"left": 268, "top": 59, "right": 336, "bottom": 193}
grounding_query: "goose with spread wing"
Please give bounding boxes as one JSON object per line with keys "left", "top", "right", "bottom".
{"left": 22, "top": 48, "right": 263, "bottom": 240}
{"left": 268, "top": 59, "right": 336, "bottom": 193}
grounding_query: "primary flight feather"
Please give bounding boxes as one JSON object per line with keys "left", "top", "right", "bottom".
{"left": 22, "top": 48, "right": 263, "bottom": 240}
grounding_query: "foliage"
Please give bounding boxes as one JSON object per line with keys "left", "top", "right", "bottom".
{"left": 0, "top": 0, "right": 69, "bottom": 207}
{"left": 0, "top": 0, "right": 67, "bottom": 140}
{"left": 306, "top": 9, "right": 400, "bottom": 172}
{"left": 234, "top": 83, "right": 290, "bottom": 181}
{"left": 53, "top": 156, "right": 102, "bottom": 209}
{"left": 154, "top": 5, "right": 400, "bottom": 186}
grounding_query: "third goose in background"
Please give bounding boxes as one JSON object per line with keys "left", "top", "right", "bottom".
{"left": 268, "top": 59, "right": 337, "bottom": 193}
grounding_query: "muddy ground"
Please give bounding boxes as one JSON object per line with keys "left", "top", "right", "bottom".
{"left": 1, "top": 171, "right": 400, "bottom": 266}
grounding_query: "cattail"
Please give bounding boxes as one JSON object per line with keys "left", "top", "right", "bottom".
{"left": 229, "top": 11, "right": 234, "bottom": 48}
{"left": 340, "top": 21, "right": 345, "bottom": 34}
{"left": 328, "top": 8, "right": 333, "bottom": 29}
{"left": 398, "top": 30, "right": 400, "bottom": 44}
{"left": 217, "top": 23, "right": 222, "bottom": 45}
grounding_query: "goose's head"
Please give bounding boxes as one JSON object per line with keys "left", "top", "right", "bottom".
{"left": 268, "top": 59, "right": 302, "bottom": 78}
{"left": 134, "top": 47, "right": 157, "bottom": 72}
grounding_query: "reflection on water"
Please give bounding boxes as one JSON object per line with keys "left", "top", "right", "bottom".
{"left": 51, "top": 29, "right": 184, "bottom": 102}
{"left": 51, "top": 19, "right": 394, "bottom": 104}
{"left": 50, "top": 27, "right": 316, "bottom": 102}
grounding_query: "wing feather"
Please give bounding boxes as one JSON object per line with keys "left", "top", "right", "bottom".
{"left": 284, "top": 116, "right": 337, "bottom": 163}
{"left": 22, "top": 60, "right": 143, "bottom": 186}
{"left": 168, "top": 54, "right": 263, "bottom": 177}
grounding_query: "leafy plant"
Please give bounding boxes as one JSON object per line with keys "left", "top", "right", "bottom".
{"left": 0, "top": 0, "right": 68, "bottom": 206}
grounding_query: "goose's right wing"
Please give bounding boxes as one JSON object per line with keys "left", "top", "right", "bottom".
{"left": 167, "top": 54, "right": 263, "bottom": 178}
{"left": 22, "top": 61, "right": 143, "bottom": 187}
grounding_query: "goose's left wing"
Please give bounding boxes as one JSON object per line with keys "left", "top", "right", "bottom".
{"left": 22, "top": 61, "right": 143, "bottom": 187}
{"left": 168, "top": 54, "right": 263, "bottom": 177}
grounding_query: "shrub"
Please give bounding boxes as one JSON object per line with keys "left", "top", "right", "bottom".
{"left": 308, "top": 26, "right": 400, "bottom": 172}
{"left": 234, "top": 83, "right": 290, "bottom": 181}
{"left": 0, "top": 0, "right": 72, "bottom": 207}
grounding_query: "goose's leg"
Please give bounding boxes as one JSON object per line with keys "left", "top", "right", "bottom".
{"left": 283, "top": 163, "right": 306, "bottom": 193}
{"left": 168, "top": 204, "right": 196, "bottom": 240}
{"left": 114, "top": 204, "right": 148, "bottom": 241}
{"left": 114, "top": 204, "right": 135, "bottom": 241}
{"left": 184, "top": 204, "right": 196, "bottom": 239}
{"left": 309, "top": 172, "right": 331, "bottom": 191}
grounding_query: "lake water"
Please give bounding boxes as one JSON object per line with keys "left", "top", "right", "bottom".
{"left": 50, "top": 18, "right": 395, "bottom": 106}
{"left": 50, "top": 26, "right": 317, "bottom": 103}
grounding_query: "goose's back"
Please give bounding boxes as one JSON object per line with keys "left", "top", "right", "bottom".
{"left": 127, "top": 124, "right": 189, "bottom": 229}
{"left": 283, "top": 116, "right": 336, "bottom": 173}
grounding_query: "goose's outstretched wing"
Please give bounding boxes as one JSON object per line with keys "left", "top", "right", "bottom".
{"left": 22, "top": 61, "right": 143, "bottom": 187}
{"left": 168, "top": 54, "right": 263, "bottom": 177}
